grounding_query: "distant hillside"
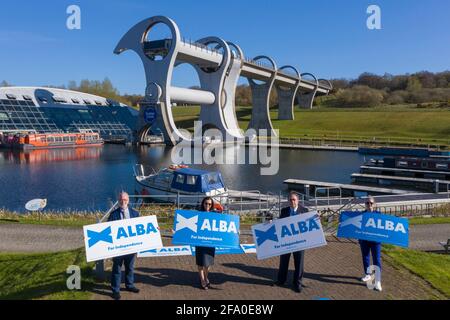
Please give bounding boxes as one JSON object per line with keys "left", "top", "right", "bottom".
{"left": 2, "top": 70, "right": 449, "bottom": 109}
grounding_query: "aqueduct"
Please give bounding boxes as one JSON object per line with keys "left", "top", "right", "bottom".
{"left": 114, "top": 16, "right": 332, "bottom": 145}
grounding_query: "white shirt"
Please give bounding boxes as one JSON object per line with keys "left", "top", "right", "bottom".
{"left": 120, "top": 207, "right": 130, "bottom": 220}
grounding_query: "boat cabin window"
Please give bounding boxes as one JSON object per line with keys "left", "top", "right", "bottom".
{"left": 206, "top": 173, "right": 219, "bottom": 185}
{"left": 23, "top": 95, "right": 32, "bottom": 101}
{"left": 397, "top": 161, "right": 408, "bottom": 167}
{"left": 176, "top": 174, "right": 185, "bottom": 184}
{"left": 436, "top": 164, "right": 448, "bottom": 170}
{"left": 186, "top": 175, "right": 197, "bottom": 185}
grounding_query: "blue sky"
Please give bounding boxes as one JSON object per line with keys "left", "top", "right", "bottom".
{"left": 0, "top": 0, "right": 449, "bottom": 94}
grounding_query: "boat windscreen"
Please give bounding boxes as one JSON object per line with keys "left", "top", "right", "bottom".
{"left": 170, "top": 171, "right": 225, "bottom": 193}
{"left": 201, "top": 172, "right": 225, "bottom": 192}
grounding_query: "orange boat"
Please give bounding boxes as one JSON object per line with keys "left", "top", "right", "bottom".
{"left": 1, "top": 131, "right": 104, "bottom": 150}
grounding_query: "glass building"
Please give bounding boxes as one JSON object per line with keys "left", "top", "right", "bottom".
{"left": 0, "top": 87, "right": 138, "bottom": 141}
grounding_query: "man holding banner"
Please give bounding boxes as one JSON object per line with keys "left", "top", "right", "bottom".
{"left": 273, "top": 192, "right": 310, "bottom": 293}
{"left": 107, "top": 192, "right": 141, "bottom": 300}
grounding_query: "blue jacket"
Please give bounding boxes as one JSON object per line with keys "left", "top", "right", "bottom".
{"left": 107, "top": 206, "right": 140, "bottom": 222}
{"left": 280, "top": 206, "right": 309, "bottom": 219}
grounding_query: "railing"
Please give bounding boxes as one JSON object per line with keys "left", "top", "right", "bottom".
{"left": 274, "top": 135, "right": 450, "bottom": 150}
{"left": 243, "top": 57, "right": 275, "bottom": 70}
{"left": 180, "top": 37, "right": 222, "bottom": 56}
{"left": 314, "top": 187, "right": 343, "bottom": 207}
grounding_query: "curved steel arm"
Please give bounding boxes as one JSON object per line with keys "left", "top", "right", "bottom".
{"left": 301, "top": 72, "right": 319, "bottom": 89}
{"left": 227, "top": 41, "right": 244, "bottom": 60}
{"left": 278, "top": 65, "right": 300, "bottom": 78}
{"left": 318, "top": 78, "right": 333, "bottom": 90}
{"left": 252, "top": 55, "right": 277, "bottom": 71}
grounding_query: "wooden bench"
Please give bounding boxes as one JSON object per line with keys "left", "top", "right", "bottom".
{"left": 439, "top": 239, "right": 450, "bottom": 254}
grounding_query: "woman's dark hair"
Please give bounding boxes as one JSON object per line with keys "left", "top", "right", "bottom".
{"left": 201, "top": 196, "right": 215, "bottom": 211}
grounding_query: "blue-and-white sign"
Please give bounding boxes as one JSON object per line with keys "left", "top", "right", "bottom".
{"left": 337, "top": 211, "right": 409, "bottom": 247}
{"left": 190, "top": 244, "right": 256, "bottom": 255}
{"left": 138, "top": 243, "right": 256, "bottom": 258}
{"left": 138, "top": 245, "right": 192, "bottom": 258}
{"left": 83, "top": 215, "right": 163, "bottom": 262}
{"left": 144, "top": 106, "right": 157, "bottom": 124}
{"left": 251, "top": 211, "right": 327, "bottom": 260}
{"left": 172, "top": 210, "right": 240, "bottom": 249}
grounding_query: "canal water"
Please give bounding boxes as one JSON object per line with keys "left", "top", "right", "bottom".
{"left": 0, "top": 144, "right": 368, "bottom": 212}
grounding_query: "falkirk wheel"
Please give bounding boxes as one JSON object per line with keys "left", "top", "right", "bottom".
{"left": 114, "top": 16, "right": 332, "bottom": 146}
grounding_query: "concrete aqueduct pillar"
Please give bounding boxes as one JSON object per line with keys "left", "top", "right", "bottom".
{"left": 297, "top": 72, "right": 319, "bottom": 109}
{"left": 247, "top": 56, "right": 278, "bottom": 137}
{"left": 276, "top": 66, "right": 301, "bottom": 120}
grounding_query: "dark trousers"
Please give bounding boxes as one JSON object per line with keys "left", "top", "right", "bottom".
{"left": 277, "top": 251, "right": 305, "bottom": 287}
{"left": 359, "top": 240, "right": 382, "bottom": 276}
{"left": 111, "top": 254, "right": 136, "bottom": 293}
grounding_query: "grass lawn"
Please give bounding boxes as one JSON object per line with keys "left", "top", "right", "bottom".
{"left": 172, "top": 104, "right": 450, "bottom": 146}
{"left": 0, "top": 248, "right": 95, "bottom": 300}
{"left": 383, "top": 246, "right": 450, "bottom": 298}
{"left": 408, "top": 216, "right": 450, "bottom": 225}
{"left": 0, "top": 211, "right": 100, "bottom": 228}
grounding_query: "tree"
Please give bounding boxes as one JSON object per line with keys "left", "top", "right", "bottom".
{"left": 406, "top": 77, "right": 422, "bottom": 92}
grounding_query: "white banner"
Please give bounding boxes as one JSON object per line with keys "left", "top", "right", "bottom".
{"left": 83, "top": 215, "right": 163, "bottom": 262}
{"left": 138, "top": 245, "right": 192, "bottom": 258}
{"left": 251, "top": 211, "right": 327, "bottom": 260}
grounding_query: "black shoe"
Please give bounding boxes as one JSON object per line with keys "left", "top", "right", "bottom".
{"left": 271, "top": 281, "right": 284, "bottom": 287}
{"left": 112, "top": 292, "right": 121, "bottom": 300}
{"left": 293, "top": 285, "right": 302, "bottom": 293}
{"left": 126, "top": 287, "right": 140, "bottom": 293}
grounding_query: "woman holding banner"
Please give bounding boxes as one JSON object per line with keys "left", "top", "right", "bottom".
{"left": 195, "top": 196, "right": 220, "bottom": 290}
{"left": 359, "top": 196, "right": 382, "bottom": 291}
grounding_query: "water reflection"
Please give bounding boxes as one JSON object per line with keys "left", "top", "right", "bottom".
{"left": 0, "top": 144, "right": 367, "bottom": 212}
{"left": 0, "top": 147, "right": 102, "bottom": 164}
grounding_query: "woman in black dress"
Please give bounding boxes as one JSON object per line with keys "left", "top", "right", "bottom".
{"left": 196, "top": 196, "right": 219, "bottom": 290}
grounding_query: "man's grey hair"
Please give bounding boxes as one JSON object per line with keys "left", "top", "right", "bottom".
{"left": 289, "top": 191, "right": 300, "bottom": 200}
{"left": 366, "top": 196, "right": 376, "bottom": 203}
{"left": 118, "top": 191, "right": 129, "bottom": 198}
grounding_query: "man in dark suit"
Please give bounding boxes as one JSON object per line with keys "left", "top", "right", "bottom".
{"left": 107, "top": 191, "right": 140, "bottom": 300}
{"left": 272, "top": 191, "right": 310, "bottom": 293}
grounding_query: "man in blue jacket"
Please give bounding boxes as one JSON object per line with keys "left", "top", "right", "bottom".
{"left": 107, "top": 191, "right": 140, "bottom": 300}
{"left": 272, "top": 191, "right": 309, "bottom": 293}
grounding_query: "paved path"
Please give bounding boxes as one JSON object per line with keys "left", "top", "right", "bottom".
{"left": 0, "top": 223, "right": 83, "bottom": 253}
{"left": 409, "top": 224, "right": 450, "bottom": 251}
{"left": 1, "top": 223, "right": 448, "bottom": 253}
{"left": 91, "top": 237, "right": 444, "bottom": 300}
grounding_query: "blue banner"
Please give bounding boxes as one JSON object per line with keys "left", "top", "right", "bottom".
{"left": 172, "top": 209, "right": 240, "bottom": 248}
{"left": 337, "top": 211, "right": 409, "bottom": 247}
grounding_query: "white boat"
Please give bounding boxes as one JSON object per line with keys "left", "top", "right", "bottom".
{"left": 134, "top": 164, "right": 228, "bottom": 207}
